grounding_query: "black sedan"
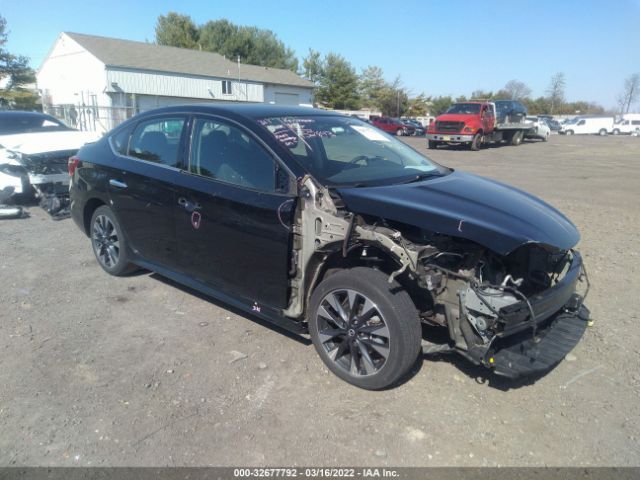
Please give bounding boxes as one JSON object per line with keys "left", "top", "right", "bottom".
{"left": 70, "top": 104, "right": 590, "bottom": 389}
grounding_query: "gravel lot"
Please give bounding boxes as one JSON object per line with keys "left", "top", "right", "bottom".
{"left": 1, "top": 134, "right": 639, "bottom": 467}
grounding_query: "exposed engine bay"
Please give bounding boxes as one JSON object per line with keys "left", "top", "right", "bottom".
{"left": 287, "top": 176, "right": 590, "bottom": 377}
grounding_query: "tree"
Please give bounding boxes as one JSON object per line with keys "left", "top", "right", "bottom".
{"left": 302, "top": 49, "right": 323, "bottom": 85}
{"left": 546, "top": 72, "right": 565, "bottom": 115}
{"left": 616, "top": 74, "right": 640, "bottom": 114}
{"left": 315, "top": 53, "right": 360, "bottom": 109}
{"left": 470, "top": 90, "right": 495, "bottom": 100}
{"left": 155, "top": 12, "right": 199, "bottom": 49}
{"left": 503, "top": 79, "right": 532, "bottom": 100}
{"left": 358, "top": 66, "right": 387, "bottom": 108}
{"left": 162, "top": 17, "right": 299, "bottom": 72}
{"left": 429, "top": 96, "right": 454, "bottom": 116}
{"left": 376, "top": 78, "right": 409, "bottom": 117}
{"left": 0, "top": 15, "right": 39, "bottom": 110}
{"left": 405, "top": 93, "right": 430, "bottom": 117}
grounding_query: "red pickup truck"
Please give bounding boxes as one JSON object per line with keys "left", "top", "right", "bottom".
{"left": 426, "top": 100, "right": 532, "bottom": 150}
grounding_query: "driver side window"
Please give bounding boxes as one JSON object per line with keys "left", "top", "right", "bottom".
{"left": 189, "top": 117, "right": 277, "bottom": 192}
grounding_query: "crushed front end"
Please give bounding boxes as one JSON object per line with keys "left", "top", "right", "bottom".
{"left": 419, "top": 241, "right": 590, "bottom": 378}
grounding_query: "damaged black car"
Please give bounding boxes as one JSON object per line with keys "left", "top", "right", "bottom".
{"left": 69, "top": 105, "right": 590, "bottom": 390}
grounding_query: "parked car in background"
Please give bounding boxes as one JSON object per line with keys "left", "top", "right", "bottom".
{"left": 525, "top": 116, "right": 551, "bottom": 141}
{"left": 0, "top": 128, "right": 100, "bottom": 212}
{"left": 612, "top": 114, "right": 640, "bottom": 135}
{"left": 401, "top": 119, "right": 425, "bottom": 136}
{"left": 371, "top": 116, "right": 413, "bottom": 136}
{"left": 69, "top": 104, "right": 590, "bottom": 389}
{"left": 0, "top": 110, "right": 73, "bottom": 135}
{"left": 560, "top": 117, "right": 614, "bottom": 135}
{"left": 426, "top": 100, "right": 532, "bottom": 150}
{"left": 538, "top": 115, "right": 561, "bottom": 132}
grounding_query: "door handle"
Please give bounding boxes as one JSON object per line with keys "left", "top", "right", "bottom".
{"left": 178, "top": 196, "right": 201, "bottom": 212}
{"left": 109, "top": 179, "right": 127, "bottom": 189}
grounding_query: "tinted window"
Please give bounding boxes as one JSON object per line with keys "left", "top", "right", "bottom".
{"left": 128, "top": 117, "right": 185, "bottom": 167}
{"left": 111, "top": 125, "right": 132, "bottom": 155}
{"left": 445, "top": 103, "right": 481, "bottom": 114}
{"left": 632, "top": 120, "right": 640, "bottom": 126}
{"left": 0, "top": 113, "right": 72, "bottom": 135}
{"left": 189, "top": 117, "right": 276, "bottom": 192}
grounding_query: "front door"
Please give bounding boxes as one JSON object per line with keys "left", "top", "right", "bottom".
{"left": 173, "top": 115, "right": 295, "bottom": 309}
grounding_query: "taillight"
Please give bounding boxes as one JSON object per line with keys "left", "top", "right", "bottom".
{"left": 68, "top": 155, "right": 81, "bottom": 176}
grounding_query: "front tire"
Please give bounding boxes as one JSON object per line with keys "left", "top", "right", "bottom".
{"left": 308, "top": 267, "right": 422, "bottom": 390}
{"left": 427, "top": 140, "right": 438, "bottom": 149}
{"left": 565, "top": 129, "right": 574, "bottom": 135}
{"left": 90, "top": 205, "right": 136, "bottom": 276}
{"left": 612, "top": 129, "right": 620, "bottom": 135}
{"left": 470, "top": 133, "right": 482, "bottom": 151}
{"left": 510, "top": 130, "right": 524, "bottom": 146}
{"left": 396, "top": 128, "right": 404, "bottom": 136}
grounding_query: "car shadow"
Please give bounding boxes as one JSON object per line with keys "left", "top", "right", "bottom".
{"left": 148, "top": 272, "right": 311, "bottom": 346}
{"left": 419, "top": 324, "right": 552, "bottom": 391}
{"left": 144, "top": 272, "right": 549, "bottom": 390}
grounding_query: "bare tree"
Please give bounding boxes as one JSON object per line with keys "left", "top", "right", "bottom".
{"left": 546, "top": 72, "right": 565, "bottom": 115}
{"left": 616, "top": 74, "right": 640, "bottom": 114}
{"left": 503, "top": 79, "right": 532, "bottom": 100}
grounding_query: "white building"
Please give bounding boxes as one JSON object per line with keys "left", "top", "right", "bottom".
{"left": 37, "top": 32, "right": 314, "bottom": 131}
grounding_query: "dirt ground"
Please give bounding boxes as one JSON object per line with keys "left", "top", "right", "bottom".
{"left": 1, "top": 134, "right": 639, "bottom": 467}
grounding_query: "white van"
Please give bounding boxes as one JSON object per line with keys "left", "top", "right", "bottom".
{"left": 612, "top": 114, "right": 640, "bottom": 135}
{"left": 560, "top": 117, "right": 614, "bottom": 135}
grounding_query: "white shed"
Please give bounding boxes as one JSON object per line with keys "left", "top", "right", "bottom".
{"left": 37, "top": 32, "right": 315, "bottom": 131}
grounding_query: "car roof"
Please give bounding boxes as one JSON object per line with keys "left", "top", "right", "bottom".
{"left": 0, "top": 110, "right": 58, "bottom": 119}
{"left": 134, "top": 104, "right": 337, "bottom": 120}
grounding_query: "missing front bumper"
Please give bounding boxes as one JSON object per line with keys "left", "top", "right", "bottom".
{"left": 486, "top": 302, "right": 590, "bottom": 378}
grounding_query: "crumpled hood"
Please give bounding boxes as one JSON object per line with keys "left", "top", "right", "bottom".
{"left": 336, "top": 171, "right": 580, "bottom": 255}
{"left": 0, "top": 130, "right": 101, "bottom": 154}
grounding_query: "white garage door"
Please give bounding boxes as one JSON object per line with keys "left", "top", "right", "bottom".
{"left": 274, "top": 92, "right": 300, "bottom": 105}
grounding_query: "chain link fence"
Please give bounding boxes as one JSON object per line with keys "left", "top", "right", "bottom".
{"left": 43, "top": 104, "right": 137, "bottom": 133}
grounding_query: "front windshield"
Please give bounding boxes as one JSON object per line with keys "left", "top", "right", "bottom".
{"left": 259, "top": 115, "right": 446, "bottom": 187}
{"left": 445, "top": 103, "right": 482, "bottom": 114}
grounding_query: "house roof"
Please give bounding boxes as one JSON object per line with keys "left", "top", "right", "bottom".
{"left": 63, "top": 32, "right": 313, "bottom": 89}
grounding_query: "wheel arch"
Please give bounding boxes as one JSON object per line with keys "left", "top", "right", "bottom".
{"left": 83, "top": 197, "right": 107, "bottom": 236}
{"left": 302, "top": 242, "right": 429, "bottom": 320}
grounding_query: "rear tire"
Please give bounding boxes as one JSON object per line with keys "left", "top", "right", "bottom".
{"left": 308, "top": 267, "right": 422, "bottom": 390}
{"left": 598, "top": 128, "right": 607, "bottom": 136}
{"left": 90, "top": 205, "right": 136, "bottom": 276}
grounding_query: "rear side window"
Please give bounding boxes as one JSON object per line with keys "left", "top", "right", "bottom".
{"left": 111, "top": 126, "right": 132, "bottom": 155}
{"left": 128, "top": 117, "right": 186, "bottom": 167}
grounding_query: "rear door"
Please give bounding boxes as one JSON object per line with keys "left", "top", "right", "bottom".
{"left": 107, "top": 115, "right": 188, "bottom": 268}
{"left": 172, "top": 115, "right": 296, "bottom": 309}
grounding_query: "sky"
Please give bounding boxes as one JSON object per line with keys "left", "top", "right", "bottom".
{"left": 1, "top": 0, "right": 639, "bottom": 109}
